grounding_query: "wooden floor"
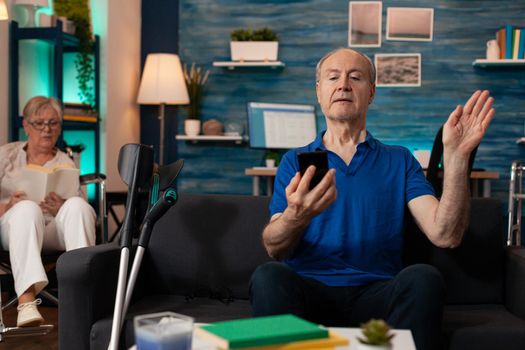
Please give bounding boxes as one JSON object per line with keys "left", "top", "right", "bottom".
{"left": 0, "top": 304, "right": 58, "bottom": 350}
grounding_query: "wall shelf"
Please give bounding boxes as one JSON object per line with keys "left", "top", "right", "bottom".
{"left": 175, "top": 134, "right": 248, "bottom": 144}
{"left": 472, "top": 59, "right": 525, "bottom": 68}
{"left": 212, "top": 61, "right": 285, "bottom": 69}
{"left": 15, "top": 25, "right": 79, "bottom": 48}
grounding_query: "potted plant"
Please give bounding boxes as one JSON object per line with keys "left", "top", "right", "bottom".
{"left": 264, "top": 150, "right": 280, "bottom": 168}
{"left": 357, "top": 319, "right": 395, "bottom": 350}
{"left": 183, "top": 63, "right": 210, "bottom": 136}
{"left": 230, "top": 27, "right": 279, "bottom": 62}
{"left": 54, "top": 0, "right": 95, "bottom": 107}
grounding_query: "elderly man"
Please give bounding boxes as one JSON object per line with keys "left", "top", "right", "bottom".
{"left": 249, "top": 48, "right": 495, "bottom": 350}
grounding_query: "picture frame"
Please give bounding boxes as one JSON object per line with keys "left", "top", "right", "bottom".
{"left": 386, "top": 7, "right": 434, "bottom": 42}
{"left": 375, "top": 53, "right": 421, "bottom": 87}
{"left": 348, "top": 1, "right": 382, "bottom": 47}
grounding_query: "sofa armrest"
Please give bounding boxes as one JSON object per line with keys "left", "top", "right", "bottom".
{"left": 57, "top": 242, "right": 120, "bottom": 350}
{"left": 505, "top": 247, "right": 525, "bottom": 320}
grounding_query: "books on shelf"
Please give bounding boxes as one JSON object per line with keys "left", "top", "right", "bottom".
{"left": 63, "top": 103, "right": 98, "bottom": 123}
{"left": 506, "top": 24, "right": 514, "bottom": 59}
{"left": 15, "top": 164, "right": 80, "bottom": 202}
{"left": 194, "top": 314, "right": 330, "bottom": 349}
{"left": 513, "top": 29, "right": 521, "bottom": 59}
{"left": 518, "top": 28, "right": 525, "bottom": 59}
{"left": 497, "top": 27, "right": 505, "bottom": 59}
{"left": 496, "top": 25, "right": 525, "bottom": 60}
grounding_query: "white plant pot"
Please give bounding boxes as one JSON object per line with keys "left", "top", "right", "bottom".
{"left": 184, "top": 119, "right": 201, "bottom": 136}
{"left": 230, "top": 41, "right": 279, "bottom": 61}
{"left": 357, "top": 343, "right": 391, "bottom": 350}
{"left": 265, "top": 159, "right": 276, "bottom": 168}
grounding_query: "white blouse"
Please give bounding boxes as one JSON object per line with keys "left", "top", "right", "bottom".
{"left": 0, "top": 141, "right": 75, "bottom": 204}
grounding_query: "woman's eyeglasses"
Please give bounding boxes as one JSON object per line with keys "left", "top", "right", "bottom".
{"left": 27, "top": 119, "right": 61, "bottom": 131}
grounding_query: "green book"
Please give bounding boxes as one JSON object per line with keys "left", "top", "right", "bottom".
{"left": 194, "top": 314, "right": 329, "bottom": 349}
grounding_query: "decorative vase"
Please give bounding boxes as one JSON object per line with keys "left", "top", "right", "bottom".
{"left": 184, "top": 119, "right": 201, "bottom": 136}
{"left": 224, "top": 122, "right": 244, "bottom": 136}
{"left": 202, "top": 119, "right": 224, "bottom": 136}
{"left": 486, "top": 40, "right": 500, "bottom": 61}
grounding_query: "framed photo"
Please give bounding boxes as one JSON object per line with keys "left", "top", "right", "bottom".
{"left": 375, "top": 53, "right": 421, "bottom": 87}
{"left": 348, "top": 1, "right": 382, "bottom": 47}
{"left": 386, "top": 7, "right": 434, "bottom": 41}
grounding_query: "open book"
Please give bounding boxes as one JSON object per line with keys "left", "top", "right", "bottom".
{"left": 16, "top": 164, "right": 80, "bottom": 202}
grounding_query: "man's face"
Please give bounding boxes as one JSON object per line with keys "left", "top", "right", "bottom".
{"left": 316, "top": 50, "right": 375, "bottom": 122}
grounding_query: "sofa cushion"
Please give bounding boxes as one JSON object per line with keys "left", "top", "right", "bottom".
{"left": 405, "top": 198, "right": 504, "bottom": 304}
{"left": 143, "top": 194, "right": 272, "bottom": 299}
{"left": 90, "top": 294, "right": 253, "bottom": 350}
{"left": 443, "top": 304, "right": 525, "bottom": 350}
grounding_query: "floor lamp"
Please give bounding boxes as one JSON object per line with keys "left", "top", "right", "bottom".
{"left": 137, "top": 53, "right": 189, "bottom": 165}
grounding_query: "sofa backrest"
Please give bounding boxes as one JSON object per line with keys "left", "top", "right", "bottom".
{"left": 144, "top": 194, "right": 504, "bottom": 305}
{"left": 144, "top": 193, "right": 272, "bottom": 300}
{"left": 404, "top": 198, "right": 504, "bottom": 305}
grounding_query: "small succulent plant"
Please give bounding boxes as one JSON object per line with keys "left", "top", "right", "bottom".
{"left": 357, "top": 319, "right": 395, "bottom": 346}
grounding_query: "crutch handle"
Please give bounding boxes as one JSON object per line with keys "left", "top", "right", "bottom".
{"left": 138, "top": 189, "right": 178, "bottom": 247}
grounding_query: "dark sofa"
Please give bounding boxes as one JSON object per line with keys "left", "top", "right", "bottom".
{"left": 57, "top": 194, "right": 525, "bottom": 350}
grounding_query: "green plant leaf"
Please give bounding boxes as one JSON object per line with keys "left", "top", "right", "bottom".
{"left": 230, "top": 27, "right": 278, "bottom": 41}
{"left": 55, "top": 0, "right": 95, "bottom": 107}
{"left": 183, "top": 63, "right": 210, "bottom": 120}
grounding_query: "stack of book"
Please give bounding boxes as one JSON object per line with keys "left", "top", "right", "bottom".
{"left": 496, "top": 25, "right": 525, "bottom": 59}
{"left": 63, "top": 103, "right": 98, "bottom": 123}
{"left": 195, "top": 314, "right": 349, "bottom": 350}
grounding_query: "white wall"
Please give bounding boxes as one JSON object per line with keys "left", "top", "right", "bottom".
{"left": 92, "top": 0, "right": 141, "bottom": 192}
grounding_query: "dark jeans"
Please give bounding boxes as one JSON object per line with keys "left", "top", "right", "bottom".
{"left": 249, "top": 262, "right": 445, "bottom": 350}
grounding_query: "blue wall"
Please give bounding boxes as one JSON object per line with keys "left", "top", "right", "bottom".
{"left": 175, "top": 0, "right": 525, "bottom": 203}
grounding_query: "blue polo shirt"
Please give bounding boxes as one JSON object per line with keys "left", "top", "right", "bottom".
{"left": 270, "top": 131, "right": 434, "bottom": 286}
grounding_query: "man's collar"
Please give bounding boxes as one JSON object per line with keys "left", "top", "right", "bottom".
{"left": 364, "top": 131, "right": 377, "bottom": 149}
{"left": 311, "top": 131, "right": 326, "bottom": 150}
{"left": 313, "top": 130, "right": 377, "bottom": 150}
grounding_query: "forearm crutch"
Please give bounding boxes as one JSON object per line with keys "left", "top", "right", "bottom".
{"left": 108, "top": 144, "right": 154, "bottom": 350}
{"left": 119, "top": 159, "right": 184, "bottom": 329}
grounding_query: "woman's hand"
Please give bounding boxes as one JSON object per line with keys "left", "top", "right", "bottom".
{"left": 40, "top": 192, "right": 65, "bottom": 217}
{"left": 4, "top": 191, "right": 27, "bottom": 212}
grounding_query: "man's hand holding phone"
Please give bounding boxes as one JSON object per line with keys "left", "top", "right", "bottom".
{"left": 262, "top": 152, "right": 337, "bottom": 260}
{"left": 282, "top": 151, "right": 337, "bottom": 224}
{"left": 298, "top": 151, "right": 329, "bottom": 190}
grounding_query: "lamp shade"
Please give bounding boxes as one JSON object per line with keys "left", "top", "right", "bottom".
{"left": 137, "top": 53, "right": 190, "bottom": 105}
{"left": 14, "top": 0, "right": 49, "bottom": 6}
{"left": 0, "top": 0, "right": 9, "bottom": 20}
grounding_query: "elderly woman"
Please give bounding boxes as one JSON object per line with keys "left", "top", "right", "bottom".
{"left": 0, "top": 96, "right": 96, "bottom": 327}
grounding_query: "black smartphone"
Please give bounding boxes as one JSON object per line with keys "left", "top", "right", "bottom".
{"left": 297, "top": 151, "right": 329, "bottom": 190}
